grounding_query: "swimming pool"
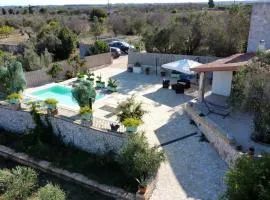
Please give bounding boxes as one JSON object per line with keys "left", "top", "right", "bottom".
{"left": 30, "top": 85, "right": 104, "bottom": 108}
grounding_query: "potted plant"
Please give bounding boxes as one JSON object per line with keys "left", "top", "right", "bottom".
{"left": 136, "top": 177, "right": 148, "bottom": 195}
{"left": 122, "top": 118, "right": 142, "bottom": 133}
{"left": 6, "top": 92, "right": 22, "bottom": 105}
{"left": 96, "top": 75, "right": 105, "bottom": 88}
{"left": 107, "top": 78, "right": 118, "bottom": 92}
{"left": 80, "top": 105, "right": 93, "bottom": 120}
{"left": 87, "top": 72, "right": 95, "bottom": 85}
{"left": 133, "top": 62, "right": 142, "bottom": 74}
{"left": 77, "top": 73, "right": 85, "bottom": 81}
{"left": 44, "top": 98, "right": 58, "bottom": 115}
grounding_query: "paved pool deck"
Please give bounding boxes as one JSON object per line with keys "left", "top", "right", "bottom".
{"left": 25, "top": 56, "right": 228, "bottom": 200}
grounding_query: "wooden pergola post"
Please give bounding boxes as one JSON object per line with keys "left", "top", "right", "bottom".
{"left": 198, "top": 72, "right": 205, "bottom": 102}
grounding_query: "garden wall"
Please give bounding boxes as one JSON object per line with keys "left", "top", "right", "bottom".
{"left": 184, "top": 103, "right": 242, "bottom": 167}
{"left": 0, "top": 106, "right": 126, "bottom": 154}
{"left": 25, "top": 52, "right": 112, "bottom": 87}
{"left": 128, "top": 52, "right": 219, "bottom": 67}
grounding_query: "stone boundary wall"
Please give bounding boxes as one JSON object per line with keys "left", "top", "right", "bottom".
{"left": 0, "top": 145, "right": 135, "bottom": 200}
{"left": 128, "top": 52, "right": 219, "bottom": 67}
{"left": 184, "top": 103, "right": 242, "bottom": 167}
{"left": 0, "top": 106, "right": 126, "bottom": 154}
{"left": 25, "top": 52, "right": 112, "bottom": 87}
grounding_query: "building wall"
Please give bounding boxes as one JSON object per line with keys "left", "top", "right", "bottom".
{"left": 247, "top": 3, "right": 270, "bottom": 52}
{"left": 212, "top": 71, "right": 232, "bottom": 97}
{"left": 128, "top": 52, "right": 219, "bottom": 67}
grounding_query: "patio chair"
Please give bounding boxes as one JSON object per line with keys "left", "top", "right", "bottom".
{"left": 172, "top": 83, "right": 185, "bottom": 94}
{"left": 162, "top": 79, "right": 170, "bottom": 89}
{"left": 177, "top": 79, "right": 191, "bottom": 89}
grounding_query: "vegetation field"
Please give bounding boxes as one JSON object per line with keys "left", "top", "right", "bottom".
{"left": 0, "top": 157, "right": 113, "bottom": 200}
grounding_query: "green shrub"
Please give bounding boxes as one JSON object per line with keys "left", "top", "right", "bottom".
{"left": 47, "top": 63, "right": 62, "bottom": 78}
{"left": 0, "top": 25, "right": 14, "bottom": 38}
{"left": 38, "top": 183, "right": 66, "bottom": 200}
{"left": 223, "top": 155, "right": 270, "bottom": 200}
{"left": 3, "top": 166, "right": 38, "bottom": 200}
{"left": 116, "top": 95, "right": 147, "bottom": 123}
{"left": 77, "top": 72, "right": 85, "bottom": 79}
{"left": 107, "top": 78, "right": 118, "bottom": 88}
{"left": 6, "top": 92, "right": 22, "bottom": 100}
{"left": 0, "top": 61, "right": 26, "bottom": 94}
{"left": 89, "top": 40, "right": 110, "bottom": 55}
{"left": 79, "top": 105, "right": 92, "bottom": 115}
{"left": 230, "top": 51, "right": 270, "bottom": 144}
{"left": 0, "top": 169, "right": 12, "bottom": 193}
{"left": 44, "top": 98, "right": 58, "bottom": 107}
{"left": 90, "top": 8, "right": 107, "bottom": 21}
{"left": 122, "top": 118, "right": 142, "bottom": 127}
{"left": 119, "top": 133, "right": 166, "bottom": 179}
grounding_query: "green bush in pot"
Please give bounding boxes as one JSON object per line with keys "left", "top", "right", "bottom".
{"left": 122, "top": 118, "right": 142, "bottom": 133}
{"left": 44, "top": 98, "right": 58, "bottom": 110}
{"left": 79, "top": 105, "right": 93, "bottom": 120}
{"left": 95, "top": 75, "right": 105, "bottom": 88}
{"left": 6, "top": 92, "right": 22, "bottom": 105}
{"left": 107, "top": 78, "right": 118, "bottom": 92}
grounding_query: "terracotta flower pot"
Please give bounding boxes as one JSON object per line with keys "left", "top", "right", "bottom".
{"left": 138, "top": 186, "right": 147, "bottom": 194}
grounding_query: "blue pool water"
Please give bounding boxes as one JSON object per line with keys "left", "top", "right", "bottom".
{"left": 30, "top": 85, "right": 104, "bottom": 107}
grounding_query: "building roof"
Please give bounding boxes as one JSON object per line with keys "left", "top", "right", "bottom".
{"left": 191, "top": 53, "right": 255, "bottom": 72}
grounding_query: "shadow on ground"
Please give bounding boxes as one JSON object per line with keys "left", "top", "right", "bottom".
{"left": 154, "top": 111, "right": 228, "bottom": 200}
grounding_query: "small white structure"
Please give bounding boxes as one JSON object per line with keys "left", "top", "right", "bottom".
{"left": 212, "top": 71, "right": 233, "bottom": 96}
{"left": 161, "top": 59, "right": 201, "bottom": 75}
{"left": 191, "top": 53, "right": 254, "bottom": 100}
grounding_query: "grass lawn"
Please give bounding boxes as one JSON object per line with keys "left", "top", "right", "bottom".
{"left": 0, "top": 129, "right": 137, "bottom": 193}
{"left": 0, "top": 157, "right": 113, "bottom": 200}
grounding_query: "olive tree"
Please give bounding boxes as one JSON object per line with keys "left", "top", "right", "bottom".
{"left": 0, "top": 60, "right": 26, "bottom": 94}
{"left": 72, "top": 80, "right": 96, "bottom": 109}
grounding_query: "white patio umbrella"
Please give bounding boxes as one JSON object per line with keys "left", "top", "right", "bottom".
{"left": 161, "top": 59, "right": 201, "bottom": 75}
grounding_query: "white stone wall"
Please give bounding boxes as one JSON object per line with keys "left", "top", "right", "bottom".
{"left": 212, "top": 71, "right": 233, "bottom": 97}
{"left": 247, "top": 3, "right": 270, "bottom": 52}
{"left": 0, "top": 106, "right": 126, "bottom": 154}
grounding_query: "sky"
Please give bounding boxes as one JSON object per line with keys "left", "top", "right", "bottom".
{"left": 0, "top": 0, "right": 255, "bottom": 6}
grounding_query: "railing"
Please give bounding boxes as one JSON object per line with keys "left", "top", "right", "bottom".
{"left": 92, "top": 117, "right": 126, "bottom": 134}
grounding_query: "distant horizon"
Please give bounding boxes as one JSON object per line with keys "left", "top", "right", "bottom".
{"left": 0, "top": 0, "right": 265, "bottom": 7}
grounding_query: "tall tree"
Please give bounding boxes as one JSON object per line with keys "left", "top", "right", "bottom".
{"left": 208, "top": 0, "right": 215, "bottom": 8}
{"left": 2, "top": 8, "right": 7, "bottom": 15}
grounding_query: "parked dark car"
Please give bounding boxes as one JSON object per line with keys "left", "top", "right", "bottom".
{"left": 109, "top": 41, "right": 135, "bottom": 54}
{"left": 110, "top": 47, "right": 121, "bottom": 58}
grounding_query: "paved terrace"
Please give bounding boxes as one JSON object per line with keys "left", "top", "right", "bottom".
{"left": 26, "top": 56, "right": 228, "bottom": 200}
